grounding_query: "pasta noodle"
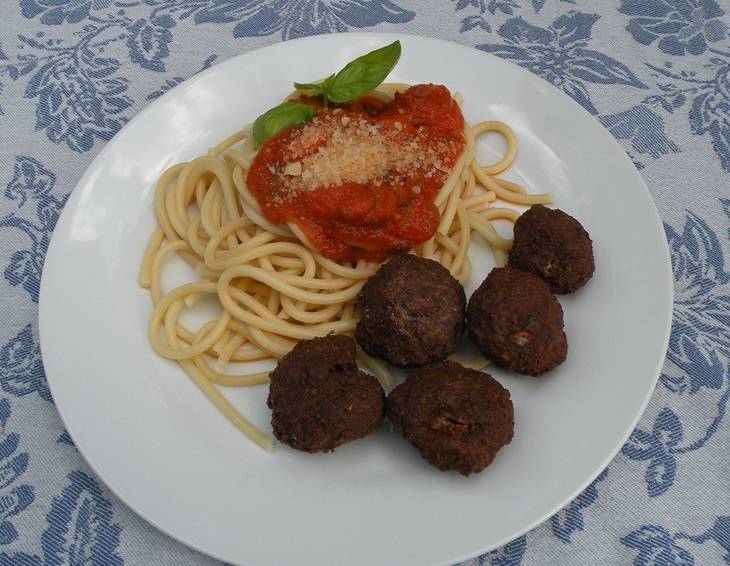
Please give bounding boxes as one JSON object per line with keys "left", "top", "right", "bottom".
{"left": 139, "top": 85, "right": 552, "bottom": 450}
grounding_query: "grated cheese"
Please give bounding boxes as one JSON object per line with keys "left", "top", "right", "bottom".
{"left": 273, "top": 112, "right": 459, "bottom": 200}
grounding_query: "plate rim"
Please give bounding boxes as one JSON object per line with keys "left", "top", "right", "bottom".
{"left": 38, "top": 30, "right": 674, "bottom": 565}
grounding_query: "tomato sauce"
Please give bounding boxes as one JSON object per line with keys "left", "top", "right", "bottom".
{"left": 246, "top": 84, "right": 465, "bottom": 263}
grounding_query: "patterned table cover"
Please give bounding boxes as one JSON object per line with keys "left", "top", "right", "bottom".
{"left": 0, "top": 1, "right": 728, "bottom": 565}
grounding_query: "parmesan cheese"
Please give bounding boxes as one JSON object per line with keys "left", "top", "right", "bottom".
{"left": 272, "top": 111, "right": 461, "bottom": 198}
{"left": 283, "top": 162, "right": 302, "bottom": 176}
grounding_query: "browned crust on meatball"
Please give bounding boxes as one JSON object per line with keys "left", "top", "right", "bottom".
{"left": 509, "top": 205, "right": 594, "bottom": 294}
{"left": 386, "top": 361, "right": 514, "bottom": 476}
{"left": 466, "top": 267, "right": 567, "bottom": 376}
{"left": 356, "top": 254, "right": 466, "bottom": 367}
{"left": 267, "top": 335, "right": 384, "bottom": 452}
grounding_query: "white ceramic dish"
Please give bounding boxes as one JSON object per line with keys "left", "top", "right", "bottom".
{"left": 39, "top": 33, "right": 673, "bottom": 566}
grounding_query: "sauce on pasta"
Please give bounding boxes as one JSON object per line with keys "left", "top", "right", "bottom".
{"left": 246, "top": 84, "right": 466, "bottom": 262}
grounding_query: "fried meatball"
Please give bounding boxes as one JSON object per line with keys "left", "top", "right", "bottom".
{"left": 509, "top": 205, "right": 594, "bottom": 294}
{"left": 387, "top": 361, "right": 514, "bottom": 476}
{"left": 356, "top": 254, "right": 466, "bottom": 367}
{"left": 467, "top": 267, "right": 567, "bottom": 376}
{"left": 267, "top": 335, "right": 384, "bottom": 452}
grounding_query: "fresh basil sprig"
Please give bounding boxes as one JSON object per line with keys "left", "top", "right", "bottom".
{"left": 252, "top": 101, "right": 317, "bottom": 148}
{"left": 252, "top": 41, "right": 401, "bottom": 148}
{"left": 293, "top": 74, "right": 335, "bottom": 100}
{"left": 294, "top": 40, "right": 401, "bottom": 104}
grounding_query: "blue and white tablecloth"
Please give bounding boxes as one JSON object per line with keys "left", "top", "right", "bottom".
{"left": 0, "top": 1, "right": 728, "bottom": 564}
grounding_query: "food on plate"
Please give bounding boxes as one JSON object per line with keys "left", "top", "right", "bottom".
{"left": 355, "top": 254, "right": 466, "bottom": 367}
{"left": 247, "top": 83, "right": 466, "bottom": 263}
{"left": 508, "top": 205, "right": 594, "bottom": 294}
{"left": 267, "top": 335, "right": 384, "bottom": 452}
{"left": 139, "top": 40, "right": 555, "bottom": 450}
{"left": 386, "top": 360, "right": 513, "bottom": 476}
{"left": 466, "top": 267, "right": 567, "bottom": 376}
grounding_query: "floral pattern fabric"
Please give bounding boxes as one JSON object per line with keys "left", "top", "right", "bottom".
{"left": 0, "top": 1, "right": 728, "bottom": 564}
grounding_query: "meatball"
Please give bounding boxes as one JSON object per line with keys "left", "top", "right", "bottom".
{"left": 386, "top": 361, "right": 514, "bottom": 476}
{"left": 467, "top": 267, "right": 567, "bottom": 376}
{"left": 509, "top": 205, "right": 594, "bottom": 294}
{"left": 267, "top": 334, "right": 384, "bottom": 452}
{"left": 356, "top": 254, "right": 466, "bottom": 367}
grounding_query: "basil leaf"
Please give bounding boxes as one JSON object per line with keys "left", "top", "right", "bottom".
{"left": 325, "top": 40, "right": 401, "bottom": 103}
{"left": 322, "top": 73, "right": 337, "bottom": 93}
{"left": 252, "top": 102, "right": 317, "bottom": 148}
{"left": 293, "top": 82, "right": 324, "bottom": 97}
{"left": 293, "top": 73, "right": 336, "bottom": 99}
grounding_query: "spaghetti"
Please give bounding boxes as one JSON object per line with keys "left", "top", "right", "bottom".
{"left": 139, "top": 84, "right": 552, "bottom": 450}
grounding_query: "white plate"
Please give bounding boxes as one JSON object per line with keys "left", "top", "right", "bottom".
{"left": 39, "top": 33, "right": 673, "bottom": 566}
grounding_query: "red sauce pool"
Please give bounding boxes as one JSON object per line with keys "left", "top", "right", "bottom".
{"left": 246, "top": 84, "right": 465, "bottom": 263}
